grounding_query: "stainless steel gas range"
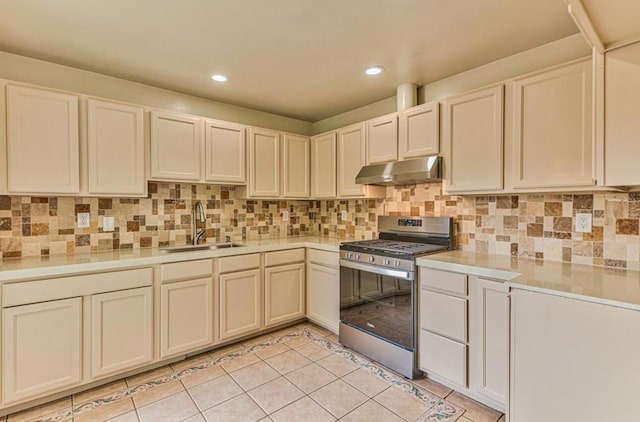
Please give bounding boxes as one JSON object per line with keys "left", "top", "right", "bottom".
{"left": 338, "top": 216, "right": 454, "bottom": 379}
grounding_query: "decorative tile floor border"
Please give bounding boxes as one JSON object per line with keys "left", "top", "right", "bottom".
{"left": 28, "top": 327, "right": 463, "bottom": 422}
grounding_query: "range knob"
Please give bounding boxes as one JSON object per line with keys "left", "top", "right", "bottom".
{"left": 368, "top": 255, "right": 375, "bottom": 263}
{"left": 346, "top": 252, "right": 353, "bottom": 259}
{"left": 355, "top": 253, "right": 361, "bottom": 260}
{"left": 395, "top": 260, "right": 401, "bottom": 267}
{"left": 383, "top": 258, "right": 391, "bottom": 266}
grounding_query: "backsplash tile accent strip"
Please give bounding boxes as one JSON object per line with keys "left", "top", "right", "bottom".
{"left": 1, "top": 181, "right": 640, "bottom": 270}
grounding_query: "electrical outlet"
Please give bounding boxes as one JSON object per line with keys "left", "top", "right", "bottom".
{"left": 77, "top": 212, "right": 90, "bottom": 228}
{"left": 341, "top": 210, "right": 348, "bottom": 220}
{"left": 575, "top": 213, "right": 592, "bottom": 233}
{"left": 282, "top": 210, "right": 289, "bottom": 221}
{"left": 103, "top": 216, "right": 115, "bottom": 232}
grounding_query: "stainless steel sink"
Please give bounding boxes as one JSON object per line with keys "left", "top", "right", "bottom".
{"left": 159, "top": 243, "right": 247, "bottom": 253}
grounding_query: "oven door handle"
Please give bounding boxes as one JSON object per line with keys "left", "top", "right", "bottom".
{"left": 339, "top": 259, "right": 414, "bottom": 280}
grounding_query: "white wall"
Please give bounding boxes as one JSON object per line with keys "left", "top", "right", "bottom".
{"left": 0, "top": 51, "right": 314, "bottom": 135}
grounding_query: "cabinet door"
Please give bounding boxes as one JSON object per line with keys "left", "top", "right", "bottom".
{"left": 399, "top": 102, "right": 439, "bottom": 159}
{"left": 204, "top": 119, "right": 246, "bottom": 184}
{"left": 311, "top": 132, "right": 337, "bottom": 198}
{"left": 338, "top": 123, "right": 367, "bottom": 197}
{"left": 512, "top": 59, "right": 593, "bottom": 189}
{"left": 282, "top": 134, "right": 310, "bottom": 198}
{"left": 265, "top": 263, "right": 305, "bottom": 327}
{"left": 150, "top": 110, "right": 202, "bottom": 181}
{"left": 87, "top": 99, "right": 145, "bottom": 196}
{"left": 248, "top": 128, "right": 280, "bottom": 197}
{"left": 6, "top": 84, "right": 79, "bottom": 194}
{"left": 2, "top": 298, "right": 82, "bottom": 404}
{"left": 605, "top": 43, "right": 640, "bottom": 185}
{"left": 469, "top": 277, "right": 508, "bottom": 407}
{"left": 160, "top": 278, "right": 213, "bottom": 358}
{"left": 366, "top": 113, "right": 398, "bottom": 164}
{"left": 443, "top": 85, "right": 504, "bottom": 193}
{"left": 419, "top": 329, "right": 467, "bottom": 387}
{"left": 307, "top": 263, "right": 339, "bottom": 333}
{"left": 219, "top": 269, "right": 262, "bottom": 341}
{"left": 510, "top": 289, "right": 640, "bottom": 422}
{"left": 91, "top": 287, "right": 153, "bottom": 379}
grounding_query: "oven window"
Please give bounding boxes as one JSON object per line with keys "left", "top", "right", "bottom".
{"left": 340, "top": 267, "right": 414, "bottom": 350}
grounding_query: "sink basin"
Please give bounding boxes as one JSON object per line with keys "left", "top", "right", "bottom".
{"left": 160, "top": 243, "right": 247, "bottom": 253}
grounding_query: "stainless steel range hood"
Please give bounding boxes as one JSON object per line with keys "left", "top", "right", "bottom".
{"left": 355, "top": 156, "right": 442, "bottom": 186}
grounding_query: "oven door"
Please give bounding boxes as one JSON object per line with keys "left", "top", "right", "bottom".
{"left": 339, "top": 259, "right": 415, "bottom": 351}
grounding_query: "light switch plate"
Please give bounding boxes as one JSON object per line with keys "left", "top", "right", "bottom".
{"left": 575, "top": 213, "right": 592, "bottom": 233}
{"left": 77, "top": 212, "right": 90, "bottom": 228}
{"left": 282, "top": 210, "right": 289, "bottom": 221}
{"left": 341, "top": 210, "right": 348, "bottom": 220}
{"left": 103, "top": 216, "right": 115, "bottom": 232}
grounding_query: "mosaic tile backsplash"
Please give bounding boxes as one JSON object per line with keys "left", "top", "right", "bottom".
{"left": 1, "top": 181, "right": 640, "bottom": 270}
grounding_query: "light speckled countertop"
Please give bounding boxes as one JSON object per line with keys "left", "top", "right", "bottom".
{"left": 417, "top": 251, "right": 640, "bottom": 311}
{"left": 0, "top": 236, "right": 341, "bottom": 282}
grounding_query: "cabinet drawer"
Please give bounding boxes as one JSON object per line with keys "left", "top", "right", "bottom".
{"left": 420, "top": 268, "right": 467, "bottom": 296}
{"left": 420, "top": 290, "right": 467, "bottom": 342}
{"left": 160, "top": 259, "right": 212, "bottom": 282}
{"left": 218, "top": 253, "right": 260, "bottom": 273}
{"left": 308, "top": 249, "right": 339, "bottom": 268}
{"left": 264, "top": 248, "right": 305, "bottom": 267}
{"left": 3, "top": 268, "right": 153, "bottom": 307}
{"left": 419, "top": 329, "right": 467, "bottom": 387}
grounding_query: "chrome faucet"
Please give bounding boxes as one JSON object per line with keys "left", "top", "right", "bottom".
{"left": 192, "top": 202, "right": 206, "bottom": 245}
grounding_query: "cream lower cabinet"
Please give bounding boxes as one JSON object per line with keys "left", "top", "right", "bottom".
{"left": 2, "top": 298, "right": 82, "bottom": 404}
{"left": 218, "top": 254, "right": 262, "bottom": 341}
{"left": 159, "top": 259, "right": 214, "bottom": 358}
{"left": 510, "top": 289, "right": 640, "bottom": 422}
{"left": 306, "top": 249, "right": 339, "bottom": 333}
{"left": 91, "top": 287, "right": 153, "bottom": 379}
{"left": 264, "top": 249, "right": 306, "bottom": 327}
{"left": 418, "top": 267, "right": 508, "bottom": 412}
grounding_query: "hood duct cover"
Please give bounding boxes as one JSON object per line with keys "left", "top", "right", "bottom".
{"left": 355, "top": 156, "right": 443, "bottom": 186}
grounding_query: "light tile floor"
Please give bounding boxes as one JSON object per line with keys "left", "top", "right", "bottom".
{"left": 2, "top": 323, "right": 504, "bottom": 422}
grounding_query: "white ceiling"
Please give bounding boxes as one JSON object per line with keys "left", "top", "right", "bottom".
{"left": 0, "top": 0, "right": 578, "bottom": 122}
{"left": 581, "top": 0, "right": 640, "bottom": 47}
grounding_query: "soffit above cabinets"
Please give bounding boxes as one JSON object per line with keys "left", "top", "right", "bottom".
{"left": 580, "top": 0, "right": 640, "bottom": 48}
{"left": 0, "top": 0, "right": 578, "bottom": 121}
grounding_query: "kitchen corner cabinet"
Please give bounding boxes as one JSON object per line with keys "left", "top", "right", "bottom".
{"left": 604, "top": 42, "right": 640, "bottom": 186}
{"left": 398, "top": 101, "right": 440, "bottom": 159}
{"left": 6, "top": 84, "right": 80, "bottom": 194}
{"left": 511, "top": 59, "right": 593, "bottom": 189}
{"left": 87, "top": 98, "right": 146, "bottom": 196}
{"left": 247, "top": 127, "right": 281, "bottom": 198}
{"left": 510, "top": 289, "right": 640, "bottom": 422}
{"left": 282, "top": 134, "right": 311, "bottom": 198}
{"left": 218, "top": 254, "right": 262, "bottom": 341}
{"left": 264, "top": 249, "right": 306, "bottom": 327}
{"left": 306, "top": 249, "right": 340, "bottom": 333}
{"left": 311, "top": 131, "right": 337, "bottom": 198}
{"left": 204, "top": 119, "right": 246, "bottom": 184}
{"left": 159, "top": 260, "right": 213, "bottom": 358}
{"left": 150, "top": 110, "right": 202, "bottom": 181}
{"left": 2, "top": 298, "right": 82, "bottom": 404}
{"left": 366, "top": 113, "right": 398, "bottom": 164}
{"left": 91, "top": 287, "right": 153, "bottom": 379}
{"left": 443, "top": 85, "right": 504, "bottom": 194}
{"left": 337, "top": 123, "right": 385, "bottom": 198}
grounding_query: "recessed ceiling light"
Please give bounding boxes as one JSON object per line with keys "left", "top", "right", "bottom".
{"left": 211, "top": 74, "right": 228, "bottom": 82}
{"left": 365, "top": 66, "right": 384, "bottom": 76}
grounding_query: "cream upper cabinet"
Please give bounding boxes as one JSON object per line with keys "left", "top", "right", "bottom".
{"left": 311, "top": 131, "right": 337, "bottom": 198}
{"left": 218, "top": 269, "right": 262, "bottom": 341}
{"left": 6, "top": 84, "right": 80, "bottom": 194}
{"left": 2, "top": 297, "right": 82, "bottom": 404}
{"left": 204, "top": 119, "right": 246, "bottom": 184}
{"left": 511, "top": 59, "right": 593, "bottom": 189}
{"left": 443, "top": 85, "right": 504, "bottom": 193}
{"left": 282, "top": 133, "right": 310, "bottom": 198}
{"left": 366, "top": 113, "right": 398, "bottom": 164}
{"left": 399, "top": 101, "right": 440, "bottom": 159}
{"left": 90, "top": 287, "right": 153, "bottom": 380}
{"left": 87, "top": 99, "right": 146, "bottom": 196}
{"left": 264, "top": 263, "right": 305, "bottom": 327}
{"left": 338, "top": 123, "right": 366, "bottom": 196}
{"left": 150, "top": 110, "right": 202, "bottom": 181}
{"left": 247, "top": 127, "right": 280, "bottom": 197}
{"left": 605, "top": 42, "right": 640, "bottom": 186}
